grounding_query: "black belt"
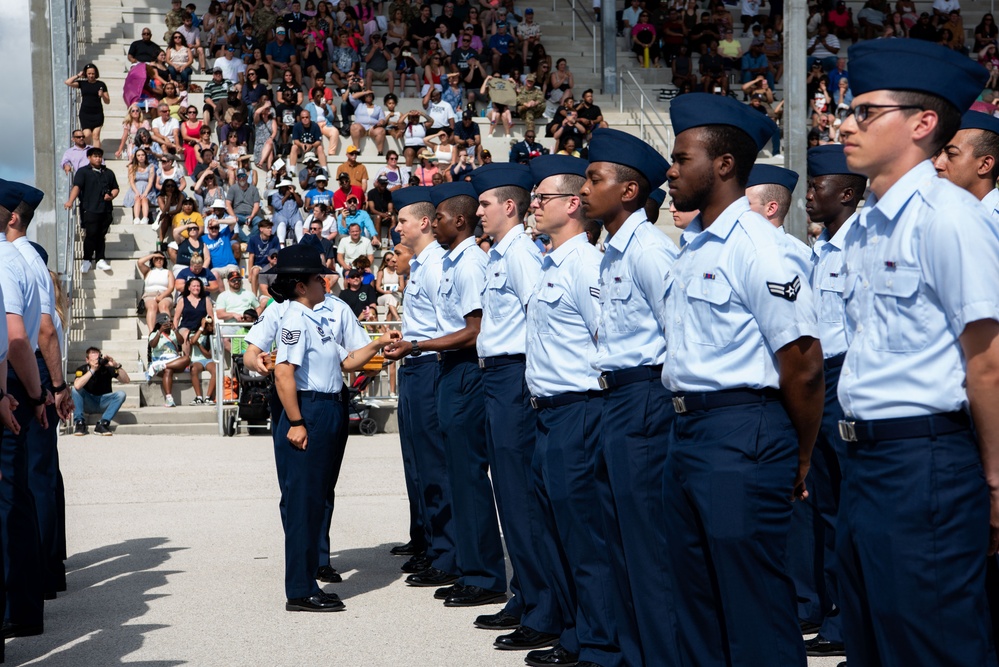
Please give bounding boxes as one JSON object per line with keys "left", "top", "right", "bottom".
{"left": 34, "top": 350, "right": 44, "bottom": 359}
{"left": 531, "top": 389, "right": 602, "bottom": 410}
{"left": 672, "top": 387, "right": 781, "bottom": 414}
{"left": 598, "top": 365, "right": 663, "bottom": 390}
{"left": 439, "top": 348, "right": 478, "bottom": 364}
{"left": 838, "top": 411, "right": 970, "bottom": 443}
{"left": 824, "top": 353, "right": 846, "bottom": 372}
{"left": 298, "top": 390, "right": 338, "bottom": 400}
{"left": 401, "top": 353, "right": 439, "bottom": 367}
{"left": 479, "top": 353, "right": 526, "bottom": 369}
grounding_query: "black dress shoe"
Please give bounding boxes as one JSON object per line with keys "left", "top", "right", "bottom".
{"left": 494, "top": 626, "right": 559, "bottom": 650}
{"left": 474, "top": 610, "right": 520, "bottom": 630}
{"left": 286, "top": 591, "right": 346, "bottom": 612}
{"left": 401, "top": 555, "right": 432, "bottom": 573}
{"left": 2, "top": 621, "right": 44, "bottom": 638}
{"left": 444, "top": 585, "right": 507, "bottom": 607}
{"left": 435, "top": 583, "right": 464, "bottom": 600}
{"left": 390, "top": 541, "right": 423, "bottom": 556}
{"left": 406, "top": 567, "right": 459, "bottom": 587}
{"left": 315, "top": 565, "right": 342, "bottom": 583}
{"left": 804, "top": 634, "right": 846, "bottom": 657}
{"left": 799, "top": 619, "right": 822, "bottom": 635}
{"left": 526, "top": 644, "right": 579, "bottom": 666}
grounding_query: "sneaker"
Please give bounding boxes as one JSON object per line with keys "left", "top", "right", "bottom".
{"left": 94, "top": 420, "right": 113, "bottom": 436}
{"left": 165, "top": 395, "right": 177, "bottom": 407}
{"left": 133, "top": 217, "right": 142, "bottom": 225}
{"left": 80, "top": 260, "right": 92, "bottom": 273}
{"left": 96, "top": 259, "right": 112, "bottom": 271}
{"left": 73, "top": 420, "right": 88, "bottom": 436}
{"left": 204, "top": 396, "right": 216, "bottom": 405}
{"left": 190, "top": 396, "right": 204, "bottom": 406}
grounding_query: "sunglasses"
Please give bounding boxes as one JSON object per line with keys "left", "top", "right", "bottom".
{"left": 73, "top": 135, "right": 84, "bottom": 139}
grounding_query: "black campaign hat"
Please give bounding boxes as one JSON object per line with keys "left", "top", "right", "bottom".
{"left": 271, "top": 244, "right": 332, "bottom": 275}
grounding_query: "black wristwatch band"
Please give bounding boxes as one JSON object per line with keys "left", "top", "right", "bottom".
{"left": 50, "top": 382, "right": 68, "bottom": 394}
{"left": 288, "top": 418, "right": 306, "bottom": 427}
{"left": 27, "top": 391, "right": 46, "bottom": 407}
{"left": 411, "top": 340, "right": 422, "bottom": 356}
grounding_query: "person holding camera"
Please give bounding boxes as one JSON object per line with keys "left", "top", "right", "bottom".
{"left": 146, "top": 314, "right": 190, "bottom": 408}
{"left": 64, "top": 147, "right": 119, "bottom": 273}
{"left": 72, "top": 347, "right": 130, "bottom": 436}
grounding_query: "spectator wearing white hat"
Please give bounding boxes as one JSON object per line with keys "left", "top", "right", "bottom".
{"left": 270, "top": 180, "right": 305, "bottom": 245}
{"left": 203, "top": 199, "right": 241, "bottom": 282}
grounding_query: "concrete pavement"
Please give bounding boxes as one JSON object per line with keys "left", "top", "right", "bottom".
{"left": 5, "top": 432, "right": 843, "bottom": 666}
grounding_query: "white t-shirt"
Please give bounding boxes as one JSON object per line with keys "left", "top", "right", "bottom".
{"left": 425, "top": 100, "right": 456, "bottom": 128}
{"left": 153, "top": 116, "right": 180, "bottom": 140}
{"left": 214, "top": 55, "right": 246, "bottom": 84}
{"left": 932, "top": 0, "right": 960, "bottom": 13}
{"left": 337, "top": 236, "right": 374, "bottom": 266}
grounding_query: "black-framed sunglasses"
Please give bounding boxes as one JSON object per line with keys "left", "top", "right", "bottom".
{"left": 531, "top": 192, "right": 574, "bottom": 205}
{"left": 846, "top": 103, "right": 925, "bottom": 123}
{"left": 73, "top": 134, "right": 85, "bottom": 139}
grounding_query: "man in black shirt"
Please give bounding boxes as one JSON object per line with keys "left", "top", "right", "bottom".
{"left": 409, "top": 5, "right": 437, "bottom": 56}
{"left": 453, "top": 110, "right": 481, "bottom": 161}
{"left": 366, "top": 175, "right": 395, "bottom": 242}
{"left": 339, "top": 269, "right": 380, "bottom": 320}
{"left": 71, "top": 347, "right": 130, "bottom": 436}
{"left": 127, "top": 28, "right": 161, "bottom": 63}
{"left": 575, "top": 88, "right": 608, "bottom": 136}
{"left": 64, "top": 147, "right": 119, "bottom": 272}
{"left": 436, "top": 2, "right": 464, "bottom": 36}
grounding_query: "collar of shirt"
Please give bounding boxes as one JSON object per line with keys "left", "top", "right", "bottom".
{"left": 606, "top": 209, "right": 651, "bottom": 253}
{"left": 489, "top": 226, "right": 525, "bottom": 260}
{"left": 680, "top": 196, "right": 750, "bottom": 247}
{"left": 543, "top": 232, "right": 588, "bottom": 269}
{"left": 442, "top": 234, "right": 477, "bottom": 264}
{"left": 981, "top": 187, "right": 999, "bottom": 216}
{"left": 811, "top": 210, "right": 858, "bottom": 261}
{"left": 411, "top": 239, "right": 444, "bottom": 272}
{"left": 859, "top": 159, "right": 936, "bottom": 228}
{"left": 0, "top": 232, "right": 7, "bottom": 242}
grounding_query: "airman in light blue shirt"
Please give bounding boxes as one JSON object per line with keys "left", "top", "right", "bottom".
{"left": 478, "top": 231, "right": 542, "bottom": 358}
{"left": 438, "top": 235, "right": 487, "bottom": 335}
{"left": 276, "top": 301, "right": 345, "bottom": 393}
{"left": 401, "top": 240, "right": 445, "bottom": 342}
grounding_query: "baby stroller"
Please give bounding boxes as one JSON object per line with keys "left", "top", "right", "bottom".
{"left": 222, "top": 353, "right": 272, "bottom": 436}
{"left": 347, "top": 373, "right": 379, "bottom": 436}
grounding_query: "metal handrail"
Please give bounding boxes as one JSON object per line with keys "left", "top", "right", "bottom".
{"left": 618, "top": 70, "right": 674, "bottom": 157}
{"left": 551, "top": 0, "right": 598, "bottom": 73}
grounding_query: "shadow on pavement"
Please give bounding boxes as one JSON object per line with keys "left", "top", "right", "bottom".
{"left": 327, "top": 542, "right": 413, "bottom": 601}
{"left": 5, "top": 537, "right": 186, "bottom": 666}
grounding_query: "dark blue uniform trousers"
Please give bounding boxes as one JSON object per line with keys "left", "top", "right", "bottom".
{"left": 535, "top": 395, "right": 625, "bottom": 666}
{"left": 1, "top": 374, "right": 44, "bottom": 626}
{"left": 664, "top": 398, "right": 806, "bottom": 667}
{"left": 399, "top": 358, "right": 456, "bottom": 573}
{"left": 396, "top": 365, "right": 428, "bottom": 555}
{"left": 600, "top": 378, "right": 680, "bottom": 667}
{"left": 28, "top": 358, "right": 67, "bottom": 596}
{"left": 482, "top": 359, "right": 558, "bottom": 632}
{"left": 436, "top": 355, "right": 505, "bottom": 592}
{"left": 836, "top": 425, "right": 993, "bottom": 667}
{"left": 318, "top": 390, "right": 351, "bottom": 566}
{"left": 273, "top": 391, "right": 340, "bottom": 599}
{"left": 787, "top": 358, "right": 844, "bottom": 641}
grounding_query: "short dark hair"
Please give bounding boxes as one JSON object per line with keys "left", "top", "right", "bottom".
{"left": 755, "top": 183, "right": 792, "bottom": 221}
{"left": 440, "top": 195, "right": 478, "bottom": 225}
{"left": 87, "top": 146, "right": 104, "bottom": 157}
{"left": 492, "top": 185, "right": 531, "bottom": 218}
{"left": 970, "top": 128, "right": 999, "bottom": 181}
{"left": 609, "top": 164, "right": 651, "bottom": 206}
{"left": 889, "top": 90, "right": 962, "bottom": 154}
{"left": 582, "top": 88, "right": 593, "bottom": 97}
{"left": 86, "top": 346, "right": 101, "bottom": 356}
{"left": 827, "top": 173, "right": 868, "bottom": 206}
{"left": 700, "top": 125, "right": 758, "bottom": 186}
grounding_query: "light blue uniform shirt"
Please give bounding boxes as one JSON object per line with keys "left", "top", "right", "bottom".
{"left": 0, "top": 283, "right": 7, "bottom": 364}
{"left": 981, "top": 187, "right": 999, "bottom": 226}
{"left": 437, "top": 236, "right": 487, "bottom": 337}
{"left": 0, "top": 232, "right": 41, "bottom": 352}
{"left": 477, "top": 230, "right": 543, "bottom": 358}
{"left": 662, "top": 197, "right": 819, "bottom": 392}
{"left": 401, "top": 241, "right": 446, "bottom": 341}
{"left": 838, "top": 160, "right": 999, "bottom": 420}
{"left": 594, "top": 210, "right": 678, "bottom": 372}
{"left": 809, "top": 213, "right": 857, "bottom": 359}
{"left": 526, "top": 233, "right": 602, "bottom": 397}
{"left": 12, "top": 237, "right": 56, "bottom": 353}
{"left": 245, "top": 293, "right": 369, "bottom": 356}
{"left": 276, "top": 301, "right": 346, "bottom": 393}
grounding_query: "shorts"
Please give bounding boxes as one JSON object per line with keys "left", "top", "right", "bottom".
{"left": 213, "top": 264, "right": 241, "bottom": 279}
{"left": 142, "top": 291, "right": 174, "bottom": 301}
{"left": 378, "top": 293, "right": 399, "bottom": 308}
{"left": 367, "top": 69, "right": 391, "bottom": 82}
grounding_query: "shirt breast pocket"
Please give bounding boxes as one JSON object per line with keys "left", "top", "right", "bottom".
{"left": 484, "top": 270, "right": 515, "bottom": 320}
{"left": 533, "top": 284, "right": 565, "bottom": 335}
{"left": 871, "top": 267, "right": 927, "bottom": 352}
{"left": 684, "top": 277, "right": 736, "bottom": 347}
{"left": 606, "top": 277, "right": 637, "bottom": 333}
{"left": 439, "top": 278, "right": 457, "bottom": 320}
{"left": 819, "top": 273, "right": 846, "bottom": 324}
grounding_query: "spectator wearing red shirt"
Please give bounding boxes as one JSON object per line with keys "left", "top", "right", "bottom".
{"left": 332, "top": 172, "right": 366, "bottom": 211}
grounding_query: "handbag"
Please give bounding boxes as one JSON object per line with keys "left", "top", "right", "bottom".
{"left": 137, "top": 292, "right": 147, "bottom": 317}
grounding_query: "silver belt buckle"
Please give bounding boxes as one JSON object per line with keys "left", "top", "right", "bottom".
{"left": 598, "top": 375, "right": 610, "bottom": 390}
{"left": 478, "top": 358, "right": 486, "bottom": 369}
{"left": 672, "top": 396, "right": 688, "bottom": 414}
{"left": 530, "top": 397, "right": 539, "bottom": 409}
{"left": 838, "top": 420, "right": 858, "bottom": 442}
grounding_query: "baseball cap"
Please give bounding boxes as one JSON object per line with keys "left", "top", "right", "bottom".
{"left": 276, "top": 26, "right": 287, "bottom": 33}
{"left": 338, "top": 173, "right": 351, "bottom": 181}
{"left": 496, "top": 21, "right": 507, "bottom": 27}
{"left": 212, "top": 67, "right": 223, "bottom": 74}
{"left": 315, "top": 173, "right": 328, "bottom": 181}
{"left": 347, "top": 145, "right": 360, "bottom": 154}
{"left": 525, "top": 7, "right": 534, "bottom": 13}
{"left": 377, "top": 174, "right": 389, "bottom": 183}
{"left": 347, "top": 269, "right": 363, "bottom": 278}
{"left": 462, "top": 109, "right": 473, "bottom": 120}
{"left": 236, "top": 169, "right": 248, "bottom": 178}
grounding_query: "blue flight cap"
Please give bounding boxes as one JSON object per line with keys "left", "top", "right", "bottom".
{"left": 0, "top": 179, "right": 24, "bottom": 211}
{"left": 392, "top": 186, "right": 434, "bottom": 210}
{"left": 15, "top": 183, "right": 44, "bottom": 209}
{"left": 430, "top": 181, "right": 478, "bottom": 206}
{"left": 960, "top": 109, "right": 999, "bottom": 135}
{"left": 469, "top": 163, "right": 534, "bottom": 194}
{"left": 747, "top": 164, "right": 799, "bottom": 192}
{"left": 529, "top": 154, "right": 588, "bottom": 186}
{"left": 847, "top": 39, "right": 988, "bottom": 112}
{"left": 807, "top": 144, "right": 862, "bottom": 177}
{"left": 670, "top": 93, "right": 778, "bottom": 151}
{"left": 30, "top": 242, "right": 49, "bottom": 266}
{"left": 586, "top": 128, "right": 671, "bottom": 189}
{"left": 649, "top": 188, "right": 667, "bottom": 205}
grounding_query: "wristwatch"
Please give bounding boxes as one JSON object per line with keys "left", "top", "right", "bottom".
{"left": 410, "top": 340, "right": 422, "bottom": 357}
{"left": 50, "top": 382, "right": 68, "bottom": 394}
